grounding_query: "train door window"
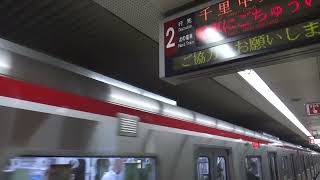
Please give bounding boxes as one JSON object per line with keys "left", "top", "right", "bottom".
{"left": 197, "top": 157, "right": 211, "bottom": 180}
{"left": 196, "top": 148, "right": 231, "bottom": 180}
{"left": 245, "top": 156, "right": 262, "bottom": 180}
{"left": 268, "top": 153, "right": 279, "bottom": 180}
{"left": 216, "top": 156, "right": 227, "bottom": 180}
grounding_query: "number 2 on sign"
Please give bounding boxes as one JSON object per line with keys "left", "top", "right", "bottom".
{"left": 166, "top": 27, "right": 176, "bottom": 49}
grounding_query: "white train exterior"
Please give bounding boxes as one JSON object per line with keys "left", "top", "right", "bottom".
{"left": 0, "top": 38, "right": 319, "bottom": 180}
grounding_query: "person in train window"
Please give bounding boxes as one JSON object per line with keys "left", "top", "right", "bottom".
{"left": 247, "top": 160, "right": 260, "bottom": 180}
{"left": 96, "top": 159, "right": 111, "bottom": 180}
{"left": 216, "top": 158, "right": 226, "bottom": 180}
{"left": 101, "top": 159, "right": 124, "bottom": 180}
{"left": 69, "top": 159, "right": 85, "bottom": 180}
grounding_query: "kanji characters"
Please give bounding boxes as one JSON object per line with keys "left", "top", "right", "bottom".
{"left": 179, "top": 34, "right": 194, "bottom": 43}
{"left": 179, "top": 36, "right": 185, "bottom": 43}
{"left": 249, "top": 35, "right": 266, "bottom": 50}
{"left": 304, "top": 22, "right": 320, "bottom": 37}
{"left": 252, "top": 9, "right": 267, "bottom": 23}
{"left": 249, "top": 35, "right": 273, "bottom": 51}
{"left": 288, "top": 0, "right": 300, "bottom": 13}
{"left": 219, "top": 0, "right": 232, "bottom": 15}
{"left": 238, "top": 0, "right": 253, "bottom": 8}
{"left": 236, "top": 34, "right": 274, "bottom": 53}
{"left": 199, "top": 7, "right": 212, "bottom": 21}
{"left": 190, "top": 51, "right": 215, "bottom": 65}
{"left": 285, "top": 28, "right": 300, "bottom": 41}
{"left": 270, "top": 6, "right": 283, "bottom": 17}
{"left": 235, "top": 41, "right": 249, "bottom": 53}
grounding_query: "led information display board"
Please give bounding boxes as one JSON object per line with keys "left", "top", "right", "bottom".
{"left": 161, "top": 0, "right": 320, "bottom": 79}
{"left": 170, "top": 19, "right": 320, "bottom": 72}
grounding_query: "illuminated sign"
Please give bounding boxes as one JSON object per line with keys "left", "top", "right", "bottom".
{"left": 252, "top": 142, "right": 260, "bottom": 149}
{"left": 309, "top": 139, "right": 320, "bottom": 145}
{"left": 309, "top": 139, "right": 316, "bottom": 145}
{"left": 169, "top": 19, "right": 320, "bottom": 73}
{"left": 161, "top": 0, "right": 320, "bottom": 78}
{"left": 306, "top": 103, "right": 320, "bottom": 116}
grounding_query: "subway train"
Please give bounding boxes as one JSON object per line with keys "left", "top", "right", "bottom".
{"left": 0, "top": 38, "right": 319, "bottom": 180}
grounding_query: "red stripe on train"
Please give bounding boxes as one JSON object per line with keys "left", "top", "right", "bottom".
{"left": 0, "top": 75, "right": 270, "bottom": 144}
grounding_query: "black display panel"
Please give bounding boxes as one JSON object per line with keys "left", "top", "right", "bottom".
{"left": 163, "top": 0, "right": 320, "bottom": 77}
{"left": 168, "top": 18, "right": 320, "bottom": 74}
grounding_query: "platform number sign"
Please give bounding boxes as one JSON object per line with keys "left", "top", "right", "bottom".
{"left": 166, "top": 27, "right": 176, "bottom": 48}
{"left": 164, "top": 20, "right": 178, "bottom": 56}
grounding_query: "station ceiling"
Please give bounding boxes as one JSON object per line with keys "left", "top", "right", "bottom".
{"left": 0, "top": 0, "right": 318, "bottom": 148}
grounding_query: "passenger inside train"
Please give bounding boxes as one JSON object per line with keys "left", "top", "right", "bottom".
{"left": 3, "top": 156, "right": 156, "bottom": 180}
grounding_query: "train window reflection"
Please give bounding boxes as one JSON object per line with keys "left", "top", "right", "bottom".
{"left": 216, "top": 156, "right": 227, "bottom": 180}
{"left": 245, "top": 157, "right": 262, "bottom": 180}
{"left": 3, "top": 156, "right": 156, "bottom": 180}
{"left": 197, "top": 157, "right": 210, "bottom": 180}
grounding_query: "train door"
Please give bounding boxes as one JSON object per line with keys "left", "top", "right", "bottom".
{"left": 310, "top": 156, "right": 316, "bottom": 179}
{"left": 290, "top": 154, "right": 297, "bottom": 180}
{"left": 281, "top": 156, "right": 289, "bottom": 180}
{"left": 295, "top": 154, "right": 303, "bottom": 180}
{"left": 309, "top": 156, "right": 314, "bottom": 179}
{"left": 301, "top": 155, "right": 307, "bottom": 180}
{"left": 196, "top": 148, "right": 231, "bottom": 180}
{"left": 268, "top": 153, "right": 279, "bottom": 180}
{"left": 305, "top": 156, "right": 312, "bottom": 180}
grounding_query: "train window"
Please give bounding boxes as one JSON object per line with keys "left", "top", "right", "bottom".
{"left": 3, "top": 156, "right": 157, "bottom": 180}
{"left": 216, "top": 156, "right": 227, "bottom": 180}
{"left": 197, "top": 156, "right": 211, "bottom": 180}
{"left": 268, "top": 153, "right": 278, "bottom": 180}
{"left": 245, "top": 156, "right": 263, "bottom": 180}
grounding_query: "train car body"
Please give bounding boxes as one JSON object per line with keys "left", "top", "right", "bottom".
{"left": 0, "top": 38, "right": 319, "bottom": 180}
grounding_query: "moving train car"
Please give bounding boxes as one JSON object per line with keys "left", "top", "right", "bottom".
{"left": 0, "top": 38, "right": 319, "bottom": 180}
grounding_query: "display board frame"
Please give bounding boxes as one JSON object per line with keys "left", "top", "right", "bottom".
{"left": 159, "top": 0, "right": 320, "bottom": 84}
